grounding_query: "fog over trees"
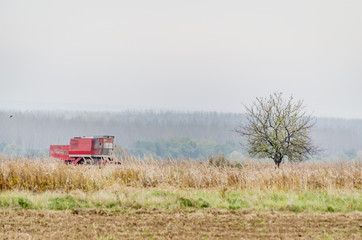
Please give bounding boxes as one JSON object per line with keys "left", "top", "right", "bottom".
{"left": 0, "top": 110, "right": 361, "bottom": 159}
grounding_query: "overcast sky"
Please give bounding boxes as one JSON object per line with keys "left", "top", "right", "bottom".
{"left": 0, "top": 0, "right": 361, "bottom": 118}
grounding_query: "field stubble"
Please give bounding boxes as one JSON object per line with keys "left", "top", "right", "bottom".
{"left": 0, "top": 208, "right": 361, "bottom": 240}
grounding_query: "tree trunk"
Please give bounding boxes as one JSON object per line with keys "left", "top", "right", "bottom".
{"left": 275, "top": 156, "right": 283, "bottom": 168}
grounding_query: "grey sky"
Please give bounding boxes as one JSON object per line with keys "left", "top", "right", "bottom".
{"left": 1, "top": 0, "right": 361, "bottom": 118}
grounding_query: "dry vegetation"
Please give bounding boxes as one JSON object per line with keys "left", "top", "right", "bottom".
{"left": 0, "top": 156, "right": 361, "bottom": 239}
{"left": 0, "top": 156, "right": 361, "bottom": 192}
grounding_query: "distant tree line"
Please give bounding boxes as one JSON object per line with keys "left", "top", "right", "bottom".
{"left": 130, "top": 137, "right": 243, "bottom": 159}
{"left": 0, "top": 110, "right": 362, "bottom": 159}
{"left": 0, "top": 142, "right": 48, "bottom": 158}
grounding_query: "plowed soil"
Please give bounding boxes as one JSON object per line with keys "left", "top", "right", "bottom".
{"left": 0, "top": 208, "right": 361, "bottom": 240}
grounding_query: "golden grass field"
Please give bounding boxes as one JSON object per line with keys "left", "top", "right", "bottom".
{"left": 0, "top": 156, "right": 361, "bottom": 192}
{"left": 0, "top": 156, "right": 361, "bottom": 239}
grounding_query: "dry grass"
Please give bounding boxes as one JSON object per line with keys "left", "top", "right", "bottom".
{"left": 0, "top": 156, "right": 361, "bottom": 192}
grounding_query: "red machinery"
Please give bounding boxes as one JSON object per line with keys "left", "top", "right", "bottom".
{"left": 50, "top": 136, "right": 119, "bottom": 164}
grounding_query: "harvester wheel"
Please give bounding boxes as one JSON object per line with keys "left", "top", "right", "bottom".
{"left": 77, "top": 159, "right": 85, "bottom": 165}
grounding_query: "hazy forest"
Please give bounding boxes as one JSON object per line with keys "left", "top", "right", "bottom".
{"left": 1, "top": 110, "right": 362, "bottom": 160}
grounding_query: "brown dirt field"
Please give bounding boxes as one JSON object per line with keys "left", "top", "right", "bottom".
{"left": 0, "top": 208, "right": 361, "bottom": 240}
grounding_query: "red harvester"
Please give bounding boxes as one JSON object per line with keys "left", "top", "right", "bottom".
{"left": 49, "top": 136, "right": 119, "bottom": 165}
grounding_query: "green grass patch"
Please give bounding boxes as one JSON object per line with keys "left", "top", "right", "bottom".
{"left": 0, "top": 189, "right": 360, "bottom": 213}
{"left": 17, "top": 197, "right": 33, "bottom": 209}
{"left": 48, "top": 196, "right": 89, "bottom": 210}
{"left": 177, "top": 197, "right": 210, "bottom": 209}
{"left": 0, "top": 196, "right": 33, "bottom": 209}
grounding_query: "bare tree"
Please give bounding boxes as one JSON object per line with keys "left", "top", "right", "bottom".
{"left": 236, "top": 92, "right": 319, "bottom": 167}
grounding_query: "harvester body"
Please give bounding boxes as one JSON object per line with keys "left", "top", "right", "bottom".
{"left": 50, "top": 136, "right": 118, "bottom": 164}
